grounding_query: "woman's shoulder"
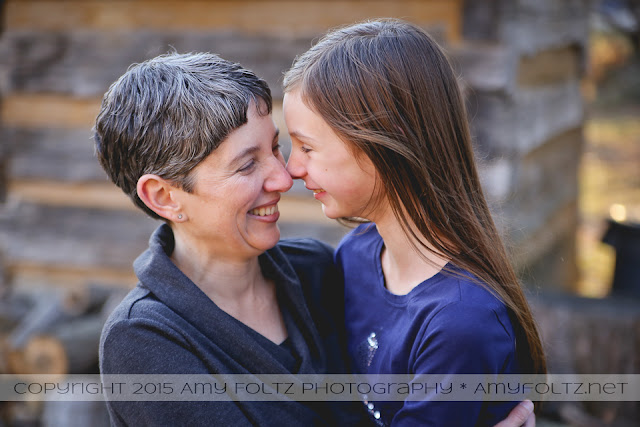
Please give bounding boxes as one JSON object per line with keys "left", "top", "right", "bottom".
{"left": 275, "top": 237, "right": 335, "bottom": 268}
{"left": 101, "top": 285, "right": 186, "bottom": 343}
{"left": 276, "top": 237, "right": 334, "bottom": 254}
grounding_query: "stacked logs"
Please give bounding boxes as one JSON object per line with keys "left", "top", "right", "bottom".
{"left": 530, "top": 292, "right": 640, "bottom": 426}
{"left": 0, "top": 284, "right": 126, "bottom": 426}
{"left": 1, "top": 284, "right": 123, "bottom": 375}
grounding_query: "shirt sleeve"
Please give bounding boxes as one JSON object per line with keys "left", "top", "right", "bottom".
{"left": 100, "top": 318, "right": 253, "bottom": 427}
{"left": 390, "top": 302, "right": 519, "bottom": 427}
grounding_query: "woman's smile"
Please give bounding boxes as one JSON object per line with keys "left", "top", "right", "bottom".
{"left": 248, "top": 200, "right": 280, "bottom": 221}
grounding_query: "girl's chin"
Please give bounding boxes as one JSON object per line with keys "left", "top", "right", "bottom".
{"left": 320, "top": 204, "right": 342, "bottom": 220}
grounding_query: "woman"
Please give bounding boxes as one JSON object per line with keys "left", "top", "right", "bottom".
{"left": 283, "top": 19, "right": 546, "bottom": 426}
{"left": 96, "top": 51, "right": 534, "bottom": 426}
{"left": 96, "top": 52, "right": 356, "bottom": 426}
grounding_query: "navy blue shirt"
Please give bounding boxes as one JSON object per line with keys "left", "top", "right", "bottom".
{"left": 336, "top": 224, "right": 525, "bottom": 426}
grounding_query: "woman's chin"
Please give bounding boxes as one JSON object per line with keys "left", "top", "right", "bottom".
{"left": 251, "top": 227, "right": 282, "bottom": 251}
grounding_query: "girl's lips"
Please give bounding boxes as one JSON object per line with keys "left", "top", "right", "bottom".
{"left": 311, "top": 188, "right": 326, "bottom": 200}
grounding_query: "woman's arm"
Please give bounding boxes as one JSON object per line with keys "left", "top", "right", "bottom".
{"left": 100, "top": 317, "right": 253, "bottom": 426}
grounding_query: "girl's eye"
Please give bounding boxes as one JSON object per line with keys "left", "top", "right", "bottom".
{"left": 237, "top": 160, "right": 255, "bottom": 173}
{"left": 273, "top": 143, "right": 281, "bottom": 154}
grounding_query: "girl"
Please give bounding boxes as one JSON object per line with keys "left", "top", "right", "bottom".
{"left": 283, "top": 19, "right": 546, "bottom": 426}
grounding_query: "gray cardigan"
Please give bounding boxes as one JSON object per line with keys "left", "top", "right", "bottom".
{"left": 99, "top": 224, "right": 364, "bottom": 426}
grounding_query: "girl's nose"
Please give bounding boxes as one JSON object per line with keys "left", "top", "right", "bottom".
{"left": 286, "top": 151, "right": 306, "bottom": 179}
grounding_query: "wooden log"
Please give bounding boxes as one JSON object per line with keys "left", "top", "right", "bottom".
{"left": 0, "top": 332, "right": 11, "bottom": 374}
{"left": 462, "top": 0, "right": 590, "bottom": 57}
{"left": 0, "top": 250, "right": 10, "bottom": 299}
{"left": 5, "top": 399, "right": 44, "bottom": 427}
{"left": 7, "top": 314, "right": 104, "bottom": 375}
{"left": 5, "top": 0, "right": 461, "bottom": 40}
{"left": 530, "top": 292, "right": 640, "bottom": 423}
{"left": 7, "top": 294, "right": 67, "bottom": 349}
{"left": 0, "top": 153, "right": 6, "bottom": 204}
{"left": 466, "top": 81, "right": 584, "bottom": 159}
{"left": 4, "top": 128, "right": 107, "bottom": 182}
{"left": 0, "top": 30, "right": 314, "bottom": 98}
{"left": 99, "top": 288, "right": 130, "bottom": 321}
{"left": 0, "top": 292, "right": 32, "bottom": 332}
{"left": 0, "top": 201, "right": 348, "bottom": 272}
{"left": 62, "top": 283, "right": 115, "bottom": 316}
{"left": 54, "top": 314, "right": 103, "bottom": 374}
{"left": 0, "top": 202, "right": 158, "bottom": 271}
{"left": 558, "top": 403, "right": 609, "bottom": 427}
{"left": 517, "top": 46, "right": 581, "bottom": 87}
{"left": 41, "top": 400, "right": 110, "bottom": 427}
{"left": 7, "top": 335, "right": 66, "bottom": 375}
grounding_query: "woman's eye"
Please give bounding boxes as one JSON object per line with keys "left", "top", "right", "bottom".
{"left": 238, "top": 160, "right": 255, "bottom": 173}
{"left": 300, "top": 146, "right": 312, "bottom": 154}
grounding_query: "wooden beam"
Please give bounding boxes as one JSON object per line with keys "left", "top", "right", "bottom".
{"left": 8, "top": 180, "right": 335, "bottom": 224}
{"left": 518, "top": 47, "right": 581, "bottom": 87}
{"left": 6, "top": 0, "right": 462, "bottom": 42}
{"left": 1, "top": 94, "right": 284, "bottom": 133}
{"left": 1, "top": 95, "right": 101, "bottom": 129}
{"left": 8, "top": 262, "right": 137, "bottom": 292}
{"left": 8, "top": 181, "right": 135, "bottom": 211}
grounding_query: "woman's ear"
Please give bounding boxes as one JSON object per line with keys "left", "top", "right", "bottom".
{"left": 137, "top": 174, "right": 185, "bottom": 222}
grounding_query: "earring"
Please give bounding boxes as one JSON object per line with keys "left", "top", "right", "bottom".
{"left": 177, "top": 214, "right": 183, "bottom": 220}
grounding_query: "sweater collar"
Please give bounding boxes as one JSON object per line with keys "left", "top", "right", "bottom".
{"left": 133, "top": 224, "right": 325, "bottom": 374}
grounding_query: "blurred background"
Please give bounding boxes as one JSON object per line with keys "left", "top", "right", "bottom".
{"left": 0, "top": 0, "right": 638, "bottom": 425}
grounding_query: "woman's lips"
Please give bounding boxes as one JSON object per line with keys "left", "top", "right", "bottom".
{"left": 249, "top": 204, "right": 278, "bottom": 217}
{"left": 248, "top": 202, "right": 280, "bottom": 222}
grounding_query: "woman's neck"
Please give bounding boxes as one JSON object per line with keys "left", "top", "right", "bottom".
{"left": 170, "top": 228, "right": 268, "bottom": 306}
{"left": 170, "top": 227, "right": 286, "bottom": 343}
{"left": 374, "top": 209, "right": 449, "bottom": 295}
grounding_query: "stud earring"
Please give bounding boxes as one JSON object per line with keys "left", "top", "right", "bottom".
{"left": 177, "top": 214, "right": 183, "bottom": 220}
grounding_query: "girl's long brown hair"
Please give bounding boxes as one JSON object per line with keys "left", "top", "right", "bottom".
{"left": 284, "top": 19, "right": 546, "bottom": 375}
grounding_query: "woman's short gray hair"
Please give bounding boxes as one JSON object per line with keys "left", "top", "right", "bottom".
{"left": 94, "top": 52, "right": 272, "bottom": 220}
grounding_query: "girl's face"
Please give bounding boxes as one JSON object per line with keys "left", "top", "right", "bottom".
{"left": 284, "top": 90, "right": 380, "bottom": 220}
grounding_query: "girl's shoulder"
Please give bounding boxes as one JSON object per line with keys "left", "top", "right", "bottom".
{"left": 335, "top": 223, "right": 379, "bottom": 255}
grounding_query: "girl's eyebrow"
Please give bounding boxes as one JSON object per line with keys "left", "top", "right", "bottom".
{"left": 288, "top": 130, "right": 313, "bottom": 142}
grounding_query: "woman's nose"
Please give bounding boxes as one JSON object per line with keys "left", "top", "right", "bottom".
{"left": 265, "top": 158, "right": 293, "bottom": 193}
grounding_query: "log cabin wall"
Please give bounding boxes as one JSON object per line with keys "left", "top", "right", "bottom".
{"left": 0, "top": 0, "right": 463, "bottom": 294}
{"left": 459, "top": 0, "right": 592, "bottom": 291}
{"left": 0, "top": 0, "right": 592, "bottom": 297}
{"left": 6, "top": 1, "right": 640, "bottom": 425}
{"left": 0, "top": 0, "right": 598, "bottom": 361}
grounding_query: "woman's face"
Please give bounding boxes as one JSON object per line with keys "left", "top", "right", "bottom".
{"left": 176, "top": 103, "right": 292, "bottom": 257}
{"left": 284, "top": 90, "right": 379, "bottom": 220}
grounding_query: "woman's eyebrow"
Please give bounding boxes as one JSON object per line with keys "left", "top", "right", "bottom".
{"left": 229, "top": 146, "right": 261, "bottom": 167}
{"left": 229, "top": 129, "right": 280, "bottom": 166}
